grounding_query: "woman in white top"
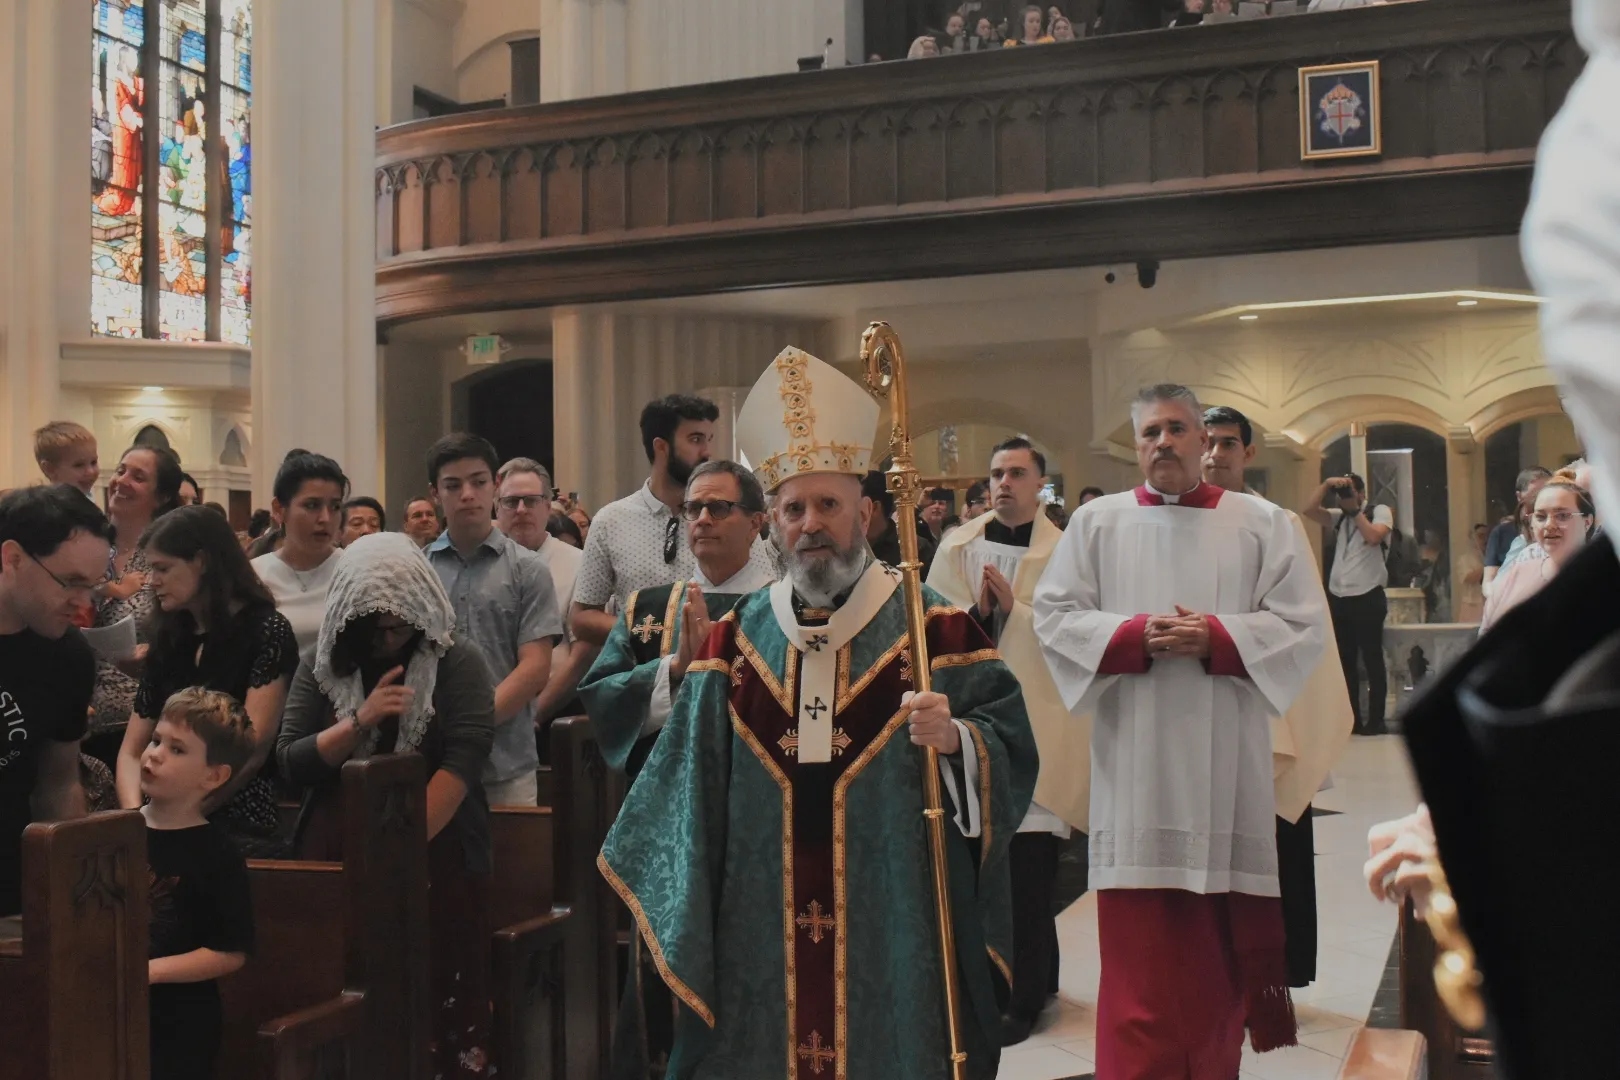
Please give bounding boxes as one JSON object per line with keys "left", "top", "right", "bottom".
{"left": 252, "top": 449, "right": 347, "bottom": 653}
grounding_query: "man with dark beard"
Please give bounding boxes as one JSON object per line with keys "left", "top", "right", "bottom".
{"left": 600, "top": 347, "right": 1038, "bottom": 1080}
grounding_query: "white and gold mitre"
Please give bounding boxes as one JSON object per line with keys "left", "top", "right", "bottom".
{"left": 736, "top": 346, "right": 880, "bottom": 492}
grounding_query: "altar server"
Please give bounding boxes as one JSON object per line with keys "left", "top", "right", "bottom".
{"left": 1033, "top": 383, "right": 1327, "bottom": 1078}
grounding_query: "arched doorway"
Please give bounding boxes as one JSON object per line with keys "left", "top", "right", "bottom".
{"left": 1482, "top": 412, "right": 1584, "bottom": 524}
{"left": 911, "top": 422, "right": 1063, "bottom": 507}
{"left": 454, "top": 360, "right": 555, "bottom": 482}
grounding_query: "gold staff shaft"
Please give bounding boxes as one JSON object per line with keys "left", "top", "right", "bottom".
{"left": 861, "top": 321, "right": 969, "bottom": 1080}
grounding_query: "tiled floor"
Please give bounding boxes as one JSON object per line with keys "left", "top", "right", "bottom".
{"left": 998, "top": 735, "right": 1420, "bottom": 1080}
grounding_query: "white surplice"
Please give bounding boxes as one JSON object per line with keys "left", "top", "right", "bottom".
{"left": 1031, "top": 483, "right": 1327, "bottom": 896}
{"left": 1521, "top": 5, "right": 1620, "bottom": 539}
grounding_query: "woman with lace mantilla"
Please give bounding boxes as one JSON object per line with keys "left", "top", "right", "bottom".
{"left": 276, "top": 532, "right": 496, "bottom": 1078}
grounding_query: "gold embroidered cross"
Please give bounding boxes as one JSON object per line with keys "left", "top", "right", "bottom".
{"left": 797, "top": 1031, "right": 836, "bottom": 1075}
{"left": 899, "top": 650, "right": 914, "bottom": 685}
{"left": 729, "top": 654, "right": 745, "bottom": 687}
{"left": 778, "top": 729, "right": 800, "bottom": 756}
{"left": 795, "top": 900, "right": 835, "bottom": 944}
{"left": 633, "top": 615, "right": 664, "bottom": 643}
{"left": 831, "top": 728, "right": 852, "bottom": 756}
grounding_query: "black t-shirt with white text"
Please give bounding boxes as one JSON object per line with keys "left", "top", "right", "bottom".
{"left": 0, "top": 627, "right": 94, "bottom": 916}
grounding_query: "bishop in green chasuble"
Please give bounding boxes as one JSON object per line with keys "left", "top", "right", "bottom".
{"left": 599, "top": 560, "right": 1038, "bottom": 1080}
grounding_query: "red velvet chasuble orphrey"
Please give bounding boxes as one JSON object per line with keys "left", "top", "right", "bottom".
{"left": 730, "top": 616, "right": 925, "bottom": 1077}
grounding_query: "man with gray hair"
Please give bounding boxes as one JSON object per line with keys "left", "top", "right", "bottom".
{"left": 1033, "top": 383, "right": 1328, "bottom": 1075}
{"left": 580, "top": 459, "right": 776, "bottom": 776}
{"left": 497, "top": 458, "right": 585, "bottom": 734}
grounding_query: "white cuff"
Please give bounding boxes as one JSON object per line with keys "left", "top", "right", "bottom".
{"left": 644, "top": 656, "right": 675, "bottom": 737}
{"left": 938, "top": 719, "right": 982, "bottom": 839}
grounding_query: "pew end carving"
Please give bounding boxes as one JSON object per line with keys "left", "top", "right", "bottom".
{"left": 218, "top": 753, "right": 431, "bottom": 1080}
{"left": 0, "top": 811, "right": 150, "bottom": 1080}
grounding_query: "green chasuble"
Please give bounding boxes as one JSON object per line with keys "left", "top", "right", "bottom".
{"left": 580, "top": 580, "right": 752, "bottom": 777}
{"left": 599, "top": 561, "right": 1038, "bottom": 1080}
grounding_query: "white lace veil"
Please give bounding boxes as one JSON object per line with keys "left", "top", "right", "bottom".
{"left": 312, "top": 532, "right": 455, "bottom": 759}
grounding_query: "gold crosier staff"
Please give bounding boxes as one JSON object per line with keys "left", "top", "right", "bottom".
{"left": 860, "top": 322, "right": 970, "bottom": 1080}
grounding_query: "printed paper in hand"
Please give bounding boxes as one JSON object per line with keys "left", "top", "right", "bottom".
{"left": 81, "top": 615, "right": 138, "bottom": 661}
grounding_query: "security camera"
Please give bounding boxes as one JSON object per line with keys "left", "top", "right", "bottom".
{"left": 1135, "top": 259, "right": 1160, "bottom": 289}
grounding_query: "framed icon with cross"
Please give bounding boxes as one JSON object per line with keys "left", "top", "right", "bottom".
{"left": 1299, "top": 61, "right": 1381, "bottom": 161}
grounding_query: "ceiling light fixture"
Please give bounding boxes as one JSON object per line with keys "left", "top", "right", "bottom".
{"left": 142, "top": 385, "right": 164, "bottom": 393}
{"left": 1456, "top": 300, "right": 1479, "bottom": 307}
{"left": 1238, "top": 314, "right": 1259, "bottom": 321}
{"left": 1196, "top": 289, "right": 1542, "bottom": 324}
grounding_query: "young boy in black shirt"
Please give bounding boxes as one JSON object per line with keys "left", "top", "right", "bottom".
{"left": 139, "top": 687, "right": 256, "bottom": 1080}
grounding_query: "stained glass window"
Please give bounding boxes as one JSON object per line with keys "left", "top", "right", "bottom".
{"left": 219, "top": 0, "right": 252, "bottom": 345}
{"left": 91, "top": 0, "right": 251, "bottom": 344}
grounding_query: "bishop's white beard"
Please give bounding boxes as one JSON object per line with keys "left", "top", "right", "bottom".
{"left": 784, "top": 526, "right": 871, "bottom": 609}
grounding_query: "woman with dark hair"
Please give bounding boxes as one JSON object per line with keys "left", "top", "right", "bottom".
{"left": 84, "top": 444, "right": 185, "bottom": 766}
{"left": 277, "top": 533, "right": 495, "bottom": 1077}
{"left": 1003, "top": 4, "right": 1054, "bottom": 44}
{"left": 251, "top": 449, "right": 349, "bottom": 653}
{"left": 114, "top": 506, "right": 298, "bottom": 848}
{"left": 546, "top": 510, "right": 584, "bottom": 550}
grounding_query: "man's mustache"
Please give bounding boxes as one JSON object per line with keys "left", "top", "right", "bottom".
{"left": 795, "top": 535, "right": 838, "bottom": 552}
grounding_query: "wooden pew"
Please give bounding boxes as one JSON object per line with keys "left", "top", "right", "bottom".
{"left": 549, "top": 716, "right": 621, "bottom": 1080}
{"left": 220, "top": 753, "right": 432, "bottom": 1080}
{"left": 1399, "top": 900, "right": 1495, "bottom": 1080}
{"left": 0, "top": 810, "right": 150, "bottom": 1080}
{"left": 489, "top": 804, "right": 569, "bottom": 1080}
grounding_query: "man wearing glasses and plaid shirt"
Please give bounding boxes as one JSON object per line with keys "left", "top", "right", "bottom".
{"left": 0, "top": 484, "right": 111, "bottom": 916}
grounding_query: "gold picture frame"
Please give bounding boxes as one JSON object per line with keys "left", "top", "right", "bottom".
{"left": 1299, "top": 60, "right": 1382, "bottom": 161}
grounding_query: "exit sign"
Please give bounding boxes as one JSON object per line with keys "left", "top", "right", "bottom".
{"left": 465, "top": 334, "right": 507, "bottom": 364}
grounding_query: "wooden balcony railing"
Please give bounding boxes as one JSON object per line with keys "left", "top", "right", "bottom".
{"left": 375, "top": 0, "right": 1577, "bottom": 328}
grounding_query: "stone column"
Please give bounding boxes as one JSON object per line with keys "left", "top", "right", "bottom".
{"left": 551, "top": 306, "right": 825, "bottom": 512}
{"left": 1445, "top": 426, "right": 1479, "bottom": 622}
{"left": 252, "top": 0, "right": 379, "bottom": 500}
{"left": 0, "top": 0, "right": 86, "bottom": 486}
{"left": 1348, "top": 420, "right": 1369, "bottom": 482}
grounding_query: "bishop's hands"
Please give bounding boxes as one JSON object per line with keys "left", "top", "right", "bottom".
{"left": 902, "top": 690, "right": 961, "bottom": 755}
{"left": 669, "top": 583, "right": 714, "bottom": 684}
{"left": 975, "top": 564, "right": 1014, "bottom": 619}
{"left": 1144, "top": 605, "right": 1211, "bottom": 659}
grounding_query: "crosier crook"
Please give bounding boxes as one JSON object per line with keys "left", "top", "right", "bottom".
{"left": 860, "top": 321, "right": 969, "bottom": 1080}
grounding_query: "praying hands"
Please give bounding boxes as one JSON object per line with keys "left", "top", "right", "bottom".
{"left": 669, "top": 583, "right": 714, "bottom": 684}
{"left": 1144, "top": 605, "right": 1211, "bottom": 659}
{"left": 976, "top": 563, "right": 1014, "bottom": 618}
